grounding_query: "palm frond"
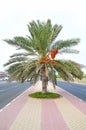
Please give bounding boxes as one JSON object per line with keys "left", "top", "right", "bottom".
{"left": 54, "top": 60, "right": 83, "bottom": 80}
{"left": 59, "top": 48, "right": 79, "bottom": 54}
{"left": 49, "top": 25, "right": 62, "bottom": 44}
{"left": 7, "top": 60, "right": 38, "bottom": 82}
{"left": 54, "top": 60, "right": 74, "bottom": 81}
{"left": 10, "top": 52, "right": 28, "bottom": 58}
{"left": 28, "top": 19, "right": 62, "bottom": 55}
{"left": 4, "top": 57, "right": 27, "bottom": 66}
{"left": 30, "top": 73, "right": 40, "bottom": 84}
{"left": 4, "top": 37, "right": 35, "bottom": 53}
{"left": 51, "top": 39, "right": 80, "bottom": 50}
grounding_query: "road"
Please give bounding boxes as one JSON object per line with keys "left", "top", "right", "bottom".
{"left": 0, "top": 81, "right": 30, "bottom": 109}
{"left": 0, "top": 80, "right": 86, "bottom": 110}
{"left": 57, "top": 80, "right": 86, "bottom": 102}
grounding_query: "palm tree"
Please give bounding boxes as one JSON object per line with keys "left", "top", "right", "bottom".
{"left": 4, "top": 19, "right": 83, "bottom": 93}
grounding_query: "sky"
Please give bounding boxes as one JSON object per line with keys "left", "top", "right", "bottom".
{"left": 0, "top": 0, "right": 86, "bottom": 72}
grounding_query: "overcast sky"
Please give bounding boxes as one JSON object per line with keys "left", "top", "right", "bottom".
{"left": 0, "top": 0, "right": 86, "bottom": 72}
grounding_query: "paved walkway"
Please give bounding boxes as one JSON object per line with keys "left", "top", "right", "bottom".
{"left": 0, "top": 81, "right": 86, "bottom": 130}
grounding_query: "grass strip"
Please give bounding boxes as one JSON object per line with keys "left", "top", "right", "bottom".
{"left": 29, "top": 91, "right": 60, "bottom": 98}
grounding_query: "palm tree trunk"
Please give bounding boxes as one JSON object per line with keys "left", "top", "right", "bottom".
{"left": 40, "top": 65, "right": 48, "bottom": 93}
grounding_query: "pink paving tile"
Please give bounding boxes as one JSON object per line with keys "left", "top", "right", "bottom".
{"left": 56, "top": 86, "right": 86, "bottom": 115}
{"left": 41, "top": 99, "right": 69, "bottom": 130}
{"left": 0, "top": 86, "right": 35, "bottom": 130}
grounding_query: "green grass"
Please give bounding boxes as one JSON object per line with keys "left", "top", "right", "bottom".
{"left": 29, "top": 91, "right": 60, "bottom": 98}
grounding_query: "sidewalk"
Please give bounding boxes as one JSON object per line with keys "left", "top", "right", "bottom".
{"left": 0, "top": 81, "right": 86, "bottom": 130}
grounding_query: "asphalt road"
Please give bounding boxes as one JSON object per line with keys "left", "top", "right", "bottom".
{"left": 0, "top": 80, "right": 86, "bottom": 110}
{"left": 0, "top": 81, "right": 30, "bottom": 109}
{"left": 57, "top": 80, "right": 86, "bottom": 102}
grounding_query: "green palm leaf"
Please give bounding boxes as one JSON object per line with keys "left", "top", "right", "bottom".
{"left": 51, "top": 39, "right": 80, "bottom": 50}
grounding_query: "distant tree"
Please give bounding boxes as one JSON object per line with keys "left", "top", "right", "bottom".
{"left": 83, "top": 74, "right": 86, "bottom": 78}
{"left": 4, "top": 19, "right": 84, "bottom": 93}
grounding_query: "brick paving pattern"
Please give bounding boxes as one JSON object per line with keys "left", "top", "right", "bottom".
{"left": 0, "top": 81, "right": 86, "bottom": 130}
